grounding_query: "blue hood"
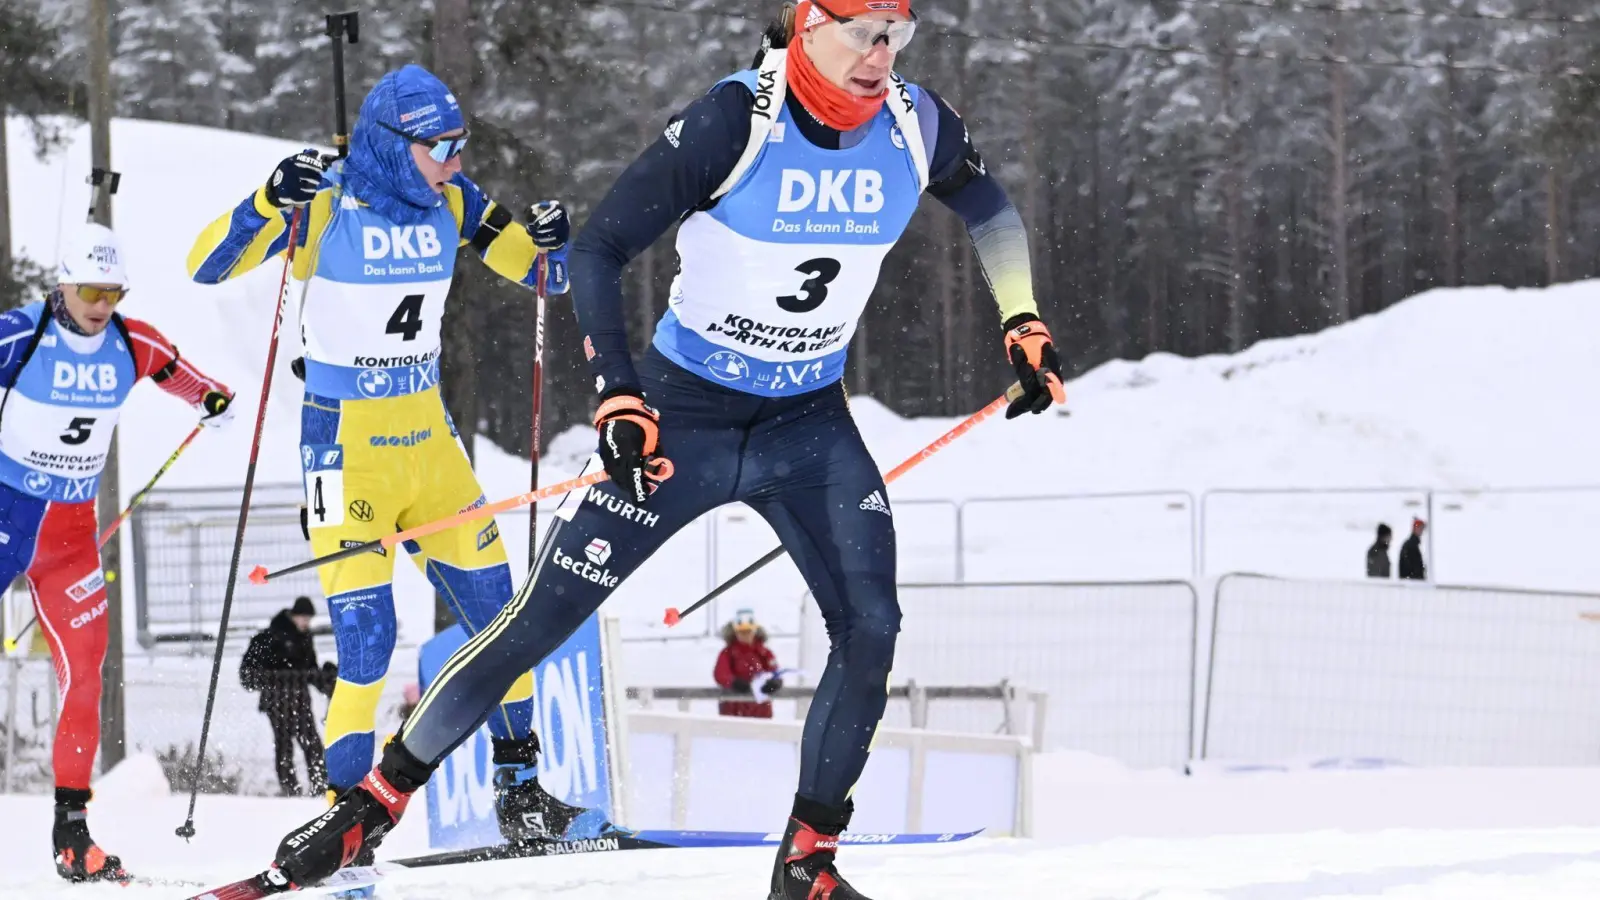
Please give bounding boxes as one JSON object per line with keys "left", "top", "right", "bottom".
{"left": 342, "top": 64, "right": 464, "bottom": 226}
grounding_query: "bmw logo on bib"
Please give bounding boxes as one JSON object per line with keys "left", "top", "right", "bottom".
{"left": 705, "top": 350, "right": 750, "bottom": 382}
{"left": 357, "top": 368, "right": 394, "bottom": 398}
{"left": 890, "top": 125, "right": 906, "bottom": 150}
{"left": 22, "top": 471, "right": 51, "bottom": 496}
{"left": 301, "top": 446, "right": 314, "bottom": 471}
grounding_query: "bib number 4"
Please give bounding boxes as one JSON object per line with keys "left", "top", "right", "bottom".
{"left": 386, "top": 294, "right": 425, "bottom": 341}
{"left": 776, "top": 257, "right": 841, "bottom": 314}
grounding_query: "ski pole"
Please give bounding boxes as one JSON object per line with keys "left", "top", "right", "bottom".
{"left": 663, "top": 381, "right": 1027, "bottom": 627}
{"left": 528, "top": 254, "right": 548, "bottom": 568}
{"left": 98, "top": 422, "right": 204, "bottom": 550}
{"left": 176, "top": 207, "right": 304, "bottom": 842}
{"left": 176, "top": 13, "right": 360, "bottom": 842}
{"left": 250, "top": 458, "right": 675, "bottom": 585}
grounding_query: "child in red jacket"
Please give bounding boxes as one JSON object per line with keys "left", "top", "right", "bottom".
{"left": 714, "top": 609, "right": 782, "bottom": 718}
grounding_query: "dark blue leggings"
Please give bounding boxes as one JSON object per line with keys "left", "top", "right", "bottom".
{"left": 399, "top": 348, "right": 900, "bottom": 808}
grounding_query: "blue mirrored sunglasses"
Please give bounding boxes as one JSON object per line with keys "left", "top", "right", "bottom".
{"left": 379, "top": 121, "right": 470, "bottom": 162}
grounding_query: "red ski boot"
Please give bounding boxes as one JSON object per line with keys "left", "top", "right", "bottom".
{"left": 769, "top": 795, "right": 874, "bottom": 900}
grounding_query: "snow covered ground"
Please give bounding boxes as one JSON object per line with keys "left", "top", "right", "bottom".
{"left": 6, "top": 753, "right": 1600, "bottom": 897}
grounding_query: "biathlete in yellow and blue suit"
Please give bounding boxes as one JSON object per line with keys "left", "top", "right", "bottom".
{"left": 186, "top": 64, "right": 591, "bottom": 851}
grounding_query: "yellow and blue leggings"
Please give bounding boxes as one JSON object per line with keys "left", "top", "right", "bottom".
{"left": 299, "top": 385, "right": 533, "bottom": 791}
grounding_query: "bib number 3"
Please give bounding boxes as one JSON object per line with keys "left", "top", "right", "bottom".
{"left": 776, "top": 257, "right": 841, "bottom": 314}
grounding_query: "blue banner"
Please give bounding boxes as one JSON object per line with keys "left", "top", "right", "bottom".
{"left": 419, "top": 613, "right": 615, "bottom": 850}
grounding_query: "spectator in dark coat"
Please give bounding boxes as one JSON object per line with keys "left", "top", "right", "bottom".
{"left": 1366, "top": 523, "right": 1392, "bottom": 578}
{"left": 714, "top": 609, "right": 782, "bottom": 719}
{"left": 1399, "top": 518, "right": 1427, "bottom": 581}
{"left": 240, "top": 596, "right": 336, "bottom": 795}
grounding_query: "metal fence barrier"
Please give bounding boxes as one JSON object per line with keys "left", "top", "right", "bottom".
{"left": 1202, "top": 573, "right": 1600, "bottom": 766}
{"left": 800, "top": 581, "right": 1199, "bottom": 769}
{"left": 132, "top": 483, "right": 317, "bottom": 652}
{"left": 623, "top": 681, "right": 1050, "bottom": 751}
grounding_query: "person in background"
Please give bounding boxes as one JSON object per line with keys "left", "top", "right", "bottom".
{"left": 715, "top": 608, "right": 783, "bottom": 719}
{"left": 1399, "top": 517, "right": 1427, "bottom": 581}
{"left": 1366, "top": 523, "right": 1392, "bottom": 578}
{"left": 241, "top": 595, "right": 337, "bottom": 796}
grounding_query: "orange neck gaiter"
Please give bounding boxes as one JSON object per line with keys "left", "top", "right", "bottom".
{"left": 787, "top": 40, "right": 887, "bottom": 132}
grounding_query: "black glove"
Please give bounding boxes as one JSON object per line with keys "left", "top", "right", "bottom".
{"left": 200, "top": 389, "right": 235, "bottom": 429}
{"left": 594, "top": 388, "right": 663, "bottom": 504}
{"left": 318, "top": 661, "right": 338, "bottom": 695}
{"left": 1002, "top": 313, "right": 1067, "bottom": 419}
{"left": 762, "top": 677, "right": 784, "bottom": 695}
{"left": 265, "top": 149, "right": 328, "bottom": 207}
{"left": 299, "top": 504, "right": 310, "bottom": 540}
{"left": 729, "top": 679, "right": 752, "bottom": 695}
{"left": 525, "top": 201, "right": 570, "bottom": 251}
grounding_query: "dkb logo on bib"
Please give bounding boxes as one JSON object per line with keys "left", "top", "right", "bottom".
{"left": 53, "top": 361, "right": 118, "bottom": 392}
{"left": 363, "top": 225, "right": 444, "bottom": 259}
{"left": 777, "top": 169, "right": 885, "bottom": 214}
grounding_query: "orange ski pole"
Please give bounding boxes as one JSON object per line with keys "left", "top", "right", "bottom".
{"left": 664, "top": 381, "right": 1028, "bottom": 626}
{"left": 249, "top": 457, "right": 674, "bottom": 585}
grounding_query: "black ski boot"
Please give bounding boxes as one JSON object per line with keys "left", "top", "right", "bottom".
{"left": 492, "top": 736, "right": 621, "bottom": 846}
{"left": 272, "top": 740, "right": 433, "bottom": 889}
{"left": 769, "top": 795, "right": 873, "bottom": 900}
{"left": 52, "top": 788, "right": 128, "bottom": 883}
{"left": 319, "top": 785, "right": 378, "bottom": 900}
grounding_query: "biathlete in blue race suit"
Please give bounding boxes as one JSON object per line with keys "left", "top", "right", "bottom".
{"left": 266, "top": 4, "right": 1066, "bottom": 899}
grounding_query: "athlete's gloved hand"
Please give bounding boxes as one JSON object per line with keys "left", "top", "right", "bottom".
{"left": 595, "top": 388, "right": 662, "bottom": 504}
{"left": 200, "top": 390, "right": 236, "bottom": 429}
{"left": 264, "top": 149, "right": 328, "bottom": 208}
{"left": 762, "top": 677, "right": 784, "bottom": 695}
{"left": 1002, "top": 313, "right": 1067, "bottom": 419}
{"left": 527, "top": 201, "right": 571, "bottom": 296}
{"left": 525, "top": 201, "right": 570, "bottom": 251}
{"left": 730, "top": 679, "right": 752, "bottom": 695}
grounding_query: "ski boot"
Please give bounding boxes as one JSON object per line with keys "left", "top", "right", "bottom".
{"left": 321, "top": 786, "right": 379, "bottom": 900}
{"left": 492, "top": 736, "right": 623, "bottom": 845}
{"left": 273, "top": 740, "right": 432, "bottom": 892}
{"left": 769, "top": 795, "right": 873, "bottom": 900}
{"left": 52, "top": 788, "right": 128, "bottom": 883}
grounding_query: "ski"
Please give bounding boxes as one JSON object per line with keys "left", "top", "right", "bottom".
{"left": 183, "top": 828, "right": 983, "bottom": 898}
{"left": 382, "top": 827, "right": 985, "bottom": 870}
{"left": 182, "top": 864, "right": 384, "bottom": 899}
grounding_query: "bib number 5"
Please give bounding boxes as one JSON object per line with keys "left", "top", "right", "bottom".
{"left": 777, "top": 257, "right": 841, "bottom": 314}
{"left": 61, "top": 417, "right": 96, "bottom": 446}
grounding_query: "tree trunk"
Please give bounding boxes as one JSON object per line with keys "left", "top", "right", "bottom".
{"left": 0, "top": 104, "right": 11, "bottom": 284}
{"left": 1545, "top": 159, "right": 1562, "bottom": 285}
{"left": 88, "top": 0, "right": 125, "bottom": 775}
{"left": 1440, "top": 57, "right": 1461, "bottom": 287}
{"left": 1327, "top": 21, "right": 1351, "bottom": 324}
{"left": 939, "top": 212, "right": 958, "bottom": 412}
{"left": 1221, "top": 51, "right": 1247, "bottom": 351}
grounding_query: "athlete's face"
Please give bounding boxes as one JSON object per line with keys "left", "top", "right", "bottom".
{"left": 59, "top": 282, "right": 123, "bottom": 335}
{"left": 804, "top": 11, "right": 905, "bottom": 97}
{"left": 410, "top": 128, "right": 465, "bottom": 194}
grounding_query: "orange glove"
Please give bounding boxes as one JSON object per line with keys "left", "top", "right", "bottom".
{"left": 595, "top": 390, "right": 664, "bottom": 503}
{"left": 1002, "top": 314, "right": 1067, "bottom": 419}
